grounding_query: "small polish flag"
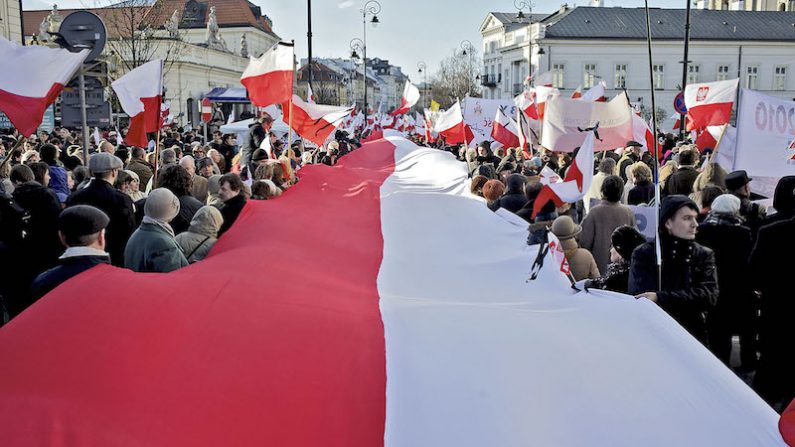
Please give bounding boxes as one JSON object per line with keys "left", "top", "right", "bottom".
{"left": 0, "top": 37, "right": 89, "bottom": 136}
{"left": 684, "top": 78, "right": 738, "bottom": 131}
{"left": 390, "top": 82, "right": 420, "bottom": 116}
{"left": 535, "top": 86, "right": 560, "bottom": 121}
{"left": 281, "top": 95, "right": 353, "bottom": 147}
{"left": 433, "top": 101, "right": 471, "bottom": 145}
{"left": 532, "top": 131, "right": 596, "bottom": 218}
{"left": 307, "top": 84, "right": 316, "bottom": 104}
{"left": 571, "top": 86, "right": 583, "bottom": 99}
{"left": 112, "top": 59, "right": 164, "bottom": 148}
{"left": 241, "top": 42, "right": 294, "bottom": 107}
{"left": 491, "top": 107, "right": 520, "bottom": 148}
{"left": 514, "top": 90, "right": 539, "bottom": 120}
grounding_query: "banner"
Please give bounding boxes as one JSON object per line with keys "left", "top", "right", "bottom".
{"left": 461, "top": 97, "right": 515, "bottom": 147}
{"left": 734, "top": 88, "right": 795, "bottom": 179}
{"left": 541, "top": 94, "right": 634, "bottom": 152}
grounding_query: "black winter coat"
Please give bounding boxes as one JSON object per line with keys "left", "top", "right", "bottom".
{"left": 12, "top": 182, "right": 62, "bottom": 270}
{"left": 496, "top": 192, "right": 527, "bottom": 214}
{"left": 627, "top": 181, "right": 655, "bottom": 206}
{"left": 67, "top": 179, "right": 136, "bottom": 267}
{"left": 662, "top": 166, "right": 699, "bottom": 197}
{"left": 30, "top": 255, "right": 110, "bottom": 303}
{"left": 629, "top": 234, "right": 719, "bottom": 342}
{"left": 217, "top": 194, "right": 247, "bottom": 236}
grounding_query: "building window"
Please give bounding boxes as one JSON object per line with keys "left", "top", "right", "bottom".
{"left": 614, "top": 64, "right": 627, "bottom": 89}
{"left": 652, "top": 64, "right": 664, "bottom": 90}
{"left": 583, "top": 63, "right": 597, "bottom": 88}
{"left": 552, "top": 63, "right": 565, "bottom": 88}
{"left": 746, "top": 65, "right": 758, "bottom": 89}
{"left": 774, "top": 65, "right": 787, "bottom": 91}
{"left": 717, "top": 64, "right": 730, "bottom": 81}
{"left": 687, "top": 65, "right": 700, "bottom": 85}
{"left": 504, "top": 69, "right": 510, "bottom": 92}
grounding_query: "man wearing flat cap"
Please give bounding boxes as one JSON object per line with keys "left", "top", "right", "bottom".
{"left": 726, "top": 170, "right": 766, "bottom": 238}
{"left": 67, "top": 153, "right": 136, "bottom": 267}
{"left": 30, "top": 205, "right": 111, "bottom": 302}
{"left": 241, "top": 114, "right": 274, "bottom": 178}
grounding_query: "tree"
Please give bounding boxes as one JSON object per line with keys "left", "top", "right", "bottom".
{"left": 429, "top": 48, "right": 481, "bottom": 108}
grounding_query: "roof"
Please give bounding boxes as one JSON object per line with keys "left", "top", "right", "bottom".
{"left": 22, "top": 0, "right": 278, "bottom": 39}
{"left": 542, "top": 7, "right": 795, "bottom": 41}
{"left": 485, "top": 11, "right": 551, "bottom": 32}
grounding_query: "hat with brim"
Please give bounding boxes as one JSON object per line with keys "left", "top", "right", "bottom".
{"left": 726, "top": 170, "right": 752, "bottom": 191}
{"left": 551, "top": 215, "right": 581, "bottom": 240}
{"left": 88, "top": 153, "right": 123, "bottom": 174}
{"left": 626, "top": 140, "right": 643, "bottom": 148}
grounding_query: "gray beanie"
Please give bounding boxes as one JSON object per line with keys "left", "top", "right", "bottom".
{"left": 144, "top": 188, "right": 180, "bottom": 222}
{"left": 710, "top": 194, "right": 741, "bottom": 215}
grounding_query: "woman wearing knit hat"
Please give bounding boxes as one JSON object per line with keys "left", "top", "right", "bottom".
{"left": 586, "top": 226, "right": 646, "bottom": 294}
{"left": 123, "top": 188, "right": 188, "bottom": 273}
{"left": 696, "top": 194, "right": 756, "bottom": 368}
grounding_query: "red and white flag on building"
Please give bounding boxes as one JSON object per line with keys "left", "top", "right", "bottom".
{"left": 532, "top": 131, "right": 596, "bottom": 217}
{"left": 0, "top": 37, "right": 88, "bottom": 136}
{"left": 580, "top": 80, "right": 607, "bottom": 102}
{"left": 282, "top": 95, "right": 352, "bottom": 146}
{"left": 111, "top": 59, "right": 164, "bottom": 148}
{"left": 684, "top": 78, "right": 739, "bottom": 131}
{"left": 241, "top": 42, "right": 294, "bottom": 107}
{"left": 390, "top": 82, "right": 420, "bottom": 116}
{"left": 433, "top": 101, "right": 473, "bottom": 145}
{"left": 541, "top": 94, "right": 633, "bottom": 152}
{"left": 491, "top": 107, "right": 520, "bottom": 148}
{"left": 161, "top": 101, "right": 173, "bottom": 126}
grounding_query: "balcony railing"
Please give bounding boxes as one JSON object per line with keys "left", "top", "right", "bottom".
{"left": 480, "top": 74, "right": 500, "bottom": 87}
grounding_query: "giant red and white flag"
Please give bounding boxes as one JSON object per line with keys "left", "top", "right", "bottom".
{"left": 112, "top": 59, "right": 164, "bottom": 148}
{"left": 433, "top": 101, "right": 473, "bottom": 144}
{"left": 390, "top": 82, "right": 420, "bottom": 116}
{"left": 0, "top": 134, "right": 784, "bottom": 447}
{"left": 533, "top": 131, "right": 596, "bottom": 217}
{"left": 0, "top": 37, "right": 88, "bottom": 136}
{"left": 282, "top": 95, "right": 352, "bottom": 146}
{"left": 491, "top": 107, "right": 521, "bottom": 148}
{"left": 684, "top": 78, "right": 739, "bottom": 131}
{"left": 541, "top": 93, "right": 634, "bottom": 152}
{"left": 241, "top": 42, "right": 294, "bottom": 107}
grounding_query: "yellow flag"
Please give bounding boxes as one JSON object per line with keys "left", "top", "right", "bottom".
{"left": 430, "top": 100, "right": 440, "bottom": 112}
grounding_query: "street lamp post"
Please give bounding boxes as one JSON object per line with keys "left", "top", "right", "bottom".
{"left": 417, "top": 61, "right": 427, "bottom": 109}
{"left": 460, "top": 40, "right": 473, "bottom": 96}
{"left": 360, "top": 0, "right": 381, "bottom": 121}
{"left": 350, "top": 38, "right": 363, "bottom": 111}
{"left": 514, "top": 0, "right": 534, "bottom": 21}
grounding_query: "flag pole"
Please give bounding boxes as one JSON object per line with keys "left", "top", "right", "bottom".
{"left": 288, "top": 39, "right": 295, "bottom": 159}
{"left": 0, "top": 136, "right": 27, "bottom": 172}
{"left": 643, "top": 0, "right": 663, "bottom": 286}
{"left": 152, "top": 60, "right": 165, "bottom": 187}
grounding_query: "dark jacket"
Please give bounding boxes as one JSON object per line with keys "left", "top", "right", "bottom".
{"left": 496, "top": 188, "right": 527, "bottom": 214}
{"left": 586, "top": 261, "right": 631, "bottom": 294}
{"left": 629, "top": 233, "right": 719, "bottom": 342}
{"left": 242, "top": 123, "right": 267, "bottom": 167}
{"left": 761, "top": 176, "right": 795, "bottom": 227}
{"left": 171, "top": 195, "right": 203, "bottom": 235}
{"left": 127, "top": 158, "right": 155, "bottom": 191}
{"left": 627, "top": 181, "right": 655, "bottom": 206}
{"left": 217, "top": 194, "right": 247, "bottom": 236}
{"left": 663, "top": 166, "right": 699, "bottom": 197}
{"left": 13, "top": 182, "right": 63, "bottom": 270}
{"left": 748, "top": 217, "right": 795, "bottom": 404}
{"left": 124, "top": 222, "right": 188, "bottom": 273}
{"left": 30, "top": 254, "right": 110, "bottom": 302}
{"left": 67, "top": 179, "right": 136, "bottom": 267}
{"left": 47, "top": 165, "right": 70, "bottom": 203}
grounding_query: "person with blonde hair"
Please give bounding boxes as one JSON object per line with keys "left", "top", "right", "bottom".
{"left": 658, "top": 160, "right": 679, "bottom": 190}
{"left": 690, "top": 162, "right": 727, "bottom": 208}
{"left": 21, "top": 149, "right": 40, "bottom": 164}
{"left": 627, "top": 162, "right": 654, "bottom": 205}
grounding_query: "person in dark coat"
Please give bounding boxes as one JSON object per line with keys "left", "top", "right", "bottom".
{"left": 586, "top": 225, "right": 646, "bottom": 294}
{"left": 626, "top": 162, "right": 655, "bottom": 206}
{"left": 218, "top": 134, "right": 238, "bottom": 173}
{"left": 726, "top": 170, "right": 766, "bottom": 239}
{"left": 157, "top": 164, "right": 203, "bottom": 234}
{"left": 30, "top": 205, "right": 111, "bottom": 302}
{"left": 67, "top": 153, "right": 136, "bottom": 267}
{"left": 216, "top": 173, "right": 247, "bottom": 236}
{"left": 127, "top": 147, "right": 155, "bottom": 190}
{"left": 749, "top": 215, "right": 795, "bottom": 410}
{"left": 696, "top": 194, "right": 756, "bottom": 368}
{"left": 662, "top": 147, "right": 699, "bottom": 197}
{"left": 240, "top": 116, "right": 273, "bottom": 176}
{"left": 629, "top": 195, "right": 719, "bottom": 343}
{"left": 761, "top": 175, "right": 795, "bottom": 227}
{"left": 495, "top": 174, "right": 527, "bottom": 213}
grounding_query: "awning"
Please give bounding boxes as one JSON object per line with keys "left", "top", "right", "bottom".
{"left": 206, "top": 87, "right": 249, "bottom": 103}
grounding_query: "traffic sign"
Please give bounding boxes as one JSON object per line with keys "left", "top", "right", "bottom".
{"left": 201, "top": 98, "right": 212, "bottom": 123}
{"left": 674, "top": 92, "right": 687, "bottom": 115}
{"left": 57, "top": 11, "right": 107, "bottom": 62}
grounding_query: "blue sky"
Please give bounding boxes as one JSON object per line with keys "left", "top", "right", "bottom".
{"left": 23, "top": 0, "right": 687, "bottom": 79}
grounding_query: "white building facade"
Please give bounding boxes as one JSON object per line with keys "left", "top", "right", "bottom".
{"left": 0, "top": 0, "right": 22, "bottom": 43}
{"left": 480, "top": 7, "right": 795, "bottom": 120}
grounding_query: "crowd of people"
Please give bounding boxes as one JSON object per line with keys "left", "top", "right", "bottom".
{"left": 0, "top": 119, "right": 792, "bottom": 412}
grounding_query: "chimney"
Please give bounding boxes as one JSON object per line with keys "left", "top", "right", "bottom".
{"left": 559, "top": 3, "right": 569, "bottom": 14}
